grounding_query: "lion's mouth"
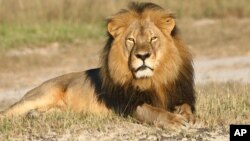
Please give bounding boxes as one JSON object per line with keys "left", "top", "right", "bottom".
{"left": 135, "top": 65, "right": 154, "bottom": 72}
{"left": 134, "top": 65, "right": 154, "bottom": 78}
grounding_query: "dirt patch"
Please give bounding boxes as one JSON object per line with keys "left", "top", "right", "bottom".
{"left": 59, "top": 122, "right": 228, "bottom": 141}
{"left": 194, "top": 56, "right": 250, "bottom": 83}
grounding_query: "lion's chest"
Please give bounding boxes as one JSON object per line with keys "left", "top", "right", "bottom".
{"left": 101, "top": 86, "right": 159, "bottom": 116}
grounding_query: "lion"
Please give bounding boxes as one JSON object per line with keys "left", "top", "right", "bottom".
{"left": 0, "top": 2, "right": 195, "bottom": 130}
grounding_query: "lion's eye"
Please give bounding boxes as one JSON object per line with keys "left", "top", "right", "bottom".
{"left": 127, "top": 38, "right": 135, "bottom": 42}
{"left": 150, "top": 37, "right": 158, "bottom": 42}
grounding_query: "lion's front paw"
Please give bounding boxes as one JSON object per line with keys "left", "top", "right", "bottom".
{"left": 181, "top": 113, "right": 196, "bottom": 125}
{"left": 154, "top": 112, "right": 190, "bottom": 130}
{"left": 174, "top": 104, "right": 196, "bottom": 125}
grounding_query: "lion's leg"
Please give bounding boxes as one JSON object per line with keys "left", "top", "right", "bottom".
{"left": 1, "top": 86, "right": 65, "bottom": 116}
{"left": 133, "top": 104, "right": 190, "bottom": 130}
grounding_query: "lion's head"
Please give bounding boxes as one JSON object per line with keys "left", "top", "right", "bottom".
{"left": 101, "top": 2, "right": 191, "bottom": 91}
{"left": 98, "top": 2, "right": 195, "bottom": 116}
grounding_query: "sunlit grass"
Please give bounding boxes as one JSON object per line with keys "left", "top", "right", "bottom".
{"left": 196, "top": 82, "right": 250, "bottom": 131}
{"left": 1, "top": 0, "right": 250, "bottom": 23}
{"left": 0, "top": 111, "right": 123, "bottom": 140}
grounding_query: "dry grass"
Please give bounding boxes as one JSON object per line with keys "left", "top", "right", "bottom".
{"left": 0, "top": 82, "right": 249, "bottom": 140}
{"left": 0, "top": 112, "right": 126, "bottom": 140}
{"left": 1, "top": 0, "right": 250, "bottom": 23}
{"left": 196, "top": 82, "right": 250, "bottom": 130}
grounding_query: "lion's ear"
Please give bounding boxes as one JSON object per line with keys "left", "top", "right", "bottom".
{"left": 164, "top": 17, "right": 175, "bottom": 35}
{"left": 155, "top": 16, "right": 176, "bottom": 35}
{"left": 107, "top": 20, "right": 123, "bottom": 38}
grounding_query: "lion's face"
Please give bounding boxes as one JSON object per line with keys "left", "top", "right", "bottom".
{"left": 106, "top": 8, "right": 180, "bottom": 87}
{"left": 124, "top": 20, "right": 163, "bottom": 78}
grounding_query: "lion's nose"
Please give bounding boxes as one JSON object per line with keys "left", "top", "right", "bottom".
{"left": 135, "top": 52, "right": 151, "bottom": 61}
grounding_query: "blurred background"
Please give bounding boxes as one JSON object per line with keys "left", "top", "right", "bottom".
{"left": 0, "top": 0, "right": 250, "bottom": 108}
{"left": 0, "top": 0, "right": 250, "bottom": 55}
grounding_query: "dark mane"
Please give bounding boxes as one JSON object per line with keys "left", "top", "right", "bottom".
{"left": 128, "top": 2, "right": 163, "bottom": 13}
{"left": 86, "top": 68, "right": 159, "bottom": 116}
{"left": 128, "top": 2, "right": 178, "bottom": 36}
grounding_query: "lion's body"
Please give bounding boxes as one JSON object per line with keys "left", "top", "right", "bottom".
{"left": 1, "top": 2, "right": 196, "bottom": 129}
{"left": 2, "top": 71, "right": 109, "bottom": 116}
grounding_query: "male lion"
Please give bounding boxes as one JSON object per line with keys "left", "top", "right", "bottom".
{"left": 1, "top": 2, "right": 195, "bottom": 129}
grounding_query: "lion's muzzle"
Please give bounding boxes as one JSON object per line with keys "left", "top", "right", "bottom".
{"left": 132, "top": 51, "right": 155, "bottom": 79}
{"left": 134, "top": 65, "right": 154, "bottom": 78}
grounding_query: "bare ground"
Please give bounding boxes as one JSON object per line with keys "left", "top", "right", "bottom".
{"left": 0, "top": 42, "right": 249, "bottom": 140}
{"left": 194, "top": 56, "right": 250, "bottom": 83}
